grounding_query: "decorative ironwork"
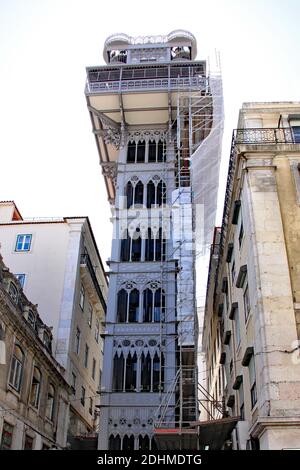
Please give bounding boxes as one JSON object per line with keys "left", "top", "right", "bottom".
{"left": 103, "top": 127, "right": 122, "bottom": 149}
{"left": 233, "top": 127, "right": 294, "bottom": 145}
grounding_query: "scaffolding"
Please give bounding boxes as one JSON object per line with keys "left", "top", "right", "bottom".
{"left": 153, "top": 67, "right": 225, "bottom": 449}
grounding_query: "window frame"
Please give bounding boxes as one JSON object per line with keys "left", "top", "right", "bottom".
{"left": 30, "top": 366, "right": 42, "bottom": 409}
{"left": 15, "top": 234, "right": 32, "bottom": 252}
{"left": 79, "top": 284, "right": 85, "bottom": 310}
{"left": 9, "top": 344, "right": 24, "bottom": 392}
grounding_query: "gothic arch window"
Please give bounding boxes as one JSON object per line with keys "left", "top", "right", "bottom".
{"left": 153, "top": 352, "right": 160, "bottom": 392}
{"left": 127, "top": 140, "right": 146, "bottom": 163}
{"left": 143, "top": 287, "right": 165, "bottom": 322}
{"left": 126, "top": 180, "right": 144, "bottom": 208}
{"left": 8, "top": 282, "right": 18, "bottom": 304}
{"left": 141, "top": 352, "right": 151, "bottom": 392}
{"left": 113, "top": 353, "right": 124, "bottom": 391}
{"left": 109, "top": 434, "right": 121, "bottom": 450}
{"left": 148, "top": 139, "right": 165, "bottom": 163}
{"left": 117, "top": 289, "right": 140, "bottom": 323}
{"left": 147, "top": 179, "right": 166, "bottom": 208}
{"left": 125, "top": 352, "right": 137, "bottom": 392}
{"left": 151, "top": 437, "right": 158, "bottom": 450}
{"left": 145, "top": 228, "right": 166, "bottom": 262}
{"left": 139, "top": 434, "right": 150, "bottom": 450}
{"left": 120, "top": 229, "right": 142, "bottom": 262}
{"left": 123, "top": 434, "right": 135, "bottom": 451}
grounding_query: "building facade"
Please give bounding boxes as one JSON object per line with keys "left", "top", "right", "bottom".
{"left": 0, "top": 202, "right": 107, "bottom": 443}
{"left": 85, "top": 31, "right": 223, "bottom": 450}
{"left": 0, "top": 254, "right": 70, "bottom": 449}
{"left": 202, "top": 102, "right": 300, "bottom": 450}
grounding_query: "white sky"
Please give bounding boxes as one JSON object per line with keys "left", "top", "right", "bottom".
{"left": 1, "top": 0, "right": 300, "bottom": 265}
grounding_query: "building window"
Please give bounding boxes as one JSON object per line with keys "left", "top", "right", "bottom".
{"left": 88, "top": 303, "right": 93, "bottom": 328}
{"left": 117, "top": 288, "right": 139, "bottom": 323}
{"left": 125, "top": 352, "right": 137, "bottom": 391}
{"left": 24, "top": 434, "right": 34, "bottom": 450}
{"left": 123, "top": 435, "right": 135, "bottom": 451}
{"left": 139, "top": 434, "right": 150, "bottom": 450}
{"left": 145, "top": 228, "right": 166, "bottom": 262}
{"left": 238, "top": 382, "right": 244, "bottom": 420}
{"left": 146, "top": 180, "right": 166, "bottom": 208}
{"left": 89, "top": 398, "right": 93, "bottom": 415}
{"left": 15, "top": 274, "right": 25, "bottom": 288}
{"left": 71, "top": 372, "right": 76, "bottom": 395}
{"left": 0, "top": 421, "right": 14, "bottom": 449}
{"left": 27, "top": 309, "right": 36, "bottom": 329}
{"left": 120, "top": 229, "right": 142, "bottom": 262}
{"left": 92, "top": 358, "right": 96, "bottom": 380}
{"left": 143, "top": 287, "right": 165, "bottom": 322}
{"left": 292, "top": 126, "right": 300, "bottom": 143}
{"left": 46, "top": 383, "right": 55, "bottom": 421}
{"left": 95, "top": 319, "right": 100, "bottom": 343}
{"left": 126, "top": 180, "right": 144, "bottom": 208}
{"left": 84, "top": 344, "right": 89, "bottom": 368}
{"left": 148, "top": 140, "right": 165, "bottom": 163}
{"left": 81, "top": 386, "right": 86, "bottom": 406}
{"left": 75, "top": 327, "right": 81, "bottom": 355}
{"left": 127, "top": 140, "right": 146, "bottom": 163}
{"left": 15, "top": 234, "right": 32, "bottom": 252}
{"left": 113, "top": 353, "right": 125, "bottom": 391}
{"left": 234, "top": 307, "right": 241, "bottom": 348}
{"left": 231, "top": 260, "right": 235, "bottom": 283}
{"left": 249, "top": 354, "right": 257, "bottom": 408}
{"left": 8, "top": 282, "right": 18, "bottom": 304}
{"left": 243, "top": 284, "right": 251, "bottom": 322}
{"left": 79, "top": 284, "right": 85, "bottom": 310}
{"left": 109, "top": 435, "right": 121, "bottom": 450}
{"left": 30, "top": 366, "right": 42, "bottom": 409}
{"left": 9, "top": 344, "right": 24, "bottom": 392}
{"left": 238, "top": 222, "right": 244, "bottom": 248}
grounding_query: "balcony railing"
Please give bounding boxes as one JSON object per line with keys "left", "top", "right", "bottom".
{"left": 233, "top": 127, "right": 297, "bottom": 145}
{"left": 80, "top": 253, "right": 106, "bottom": 313}
{"left": 86, "top": 76, "right": 207, "bottom": 94}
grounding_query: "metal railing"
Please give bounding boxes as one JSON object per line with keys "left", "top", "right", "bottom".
{"left": 86, "top": 76, "right": 207, "bottom": 94}
{"left": 233, "top": 127, "right": 296, "bottom": 145}
{"left": 80, "top": 253, "right": 106, "bottom": 313}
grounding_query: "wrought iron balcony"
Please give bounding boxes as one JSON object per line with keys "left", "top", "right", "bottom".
{"left": 233, "top": 127, "right": 298, "bottom": 145}
{"left": 80, "top": 253, "right": 106, "bottom": 313}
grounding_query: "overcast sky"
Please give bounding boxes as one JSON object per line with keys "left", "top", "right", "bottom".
{"left": 0, "top": 0, "right": 300, "bottom": 266}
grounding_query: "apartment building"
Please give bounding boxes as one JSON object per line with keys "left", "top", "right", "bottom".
{"left": 202, "top": 103, "right": 300, "bottom": 450}
{"left": 0, "top": 201, "right": 107, "bottom": 443}
{"left": 0, "top": 254, "right": 70, "bottom": 449}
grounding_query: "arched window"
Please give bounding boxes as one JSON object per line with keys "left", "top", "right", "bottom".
{"left": 137, "top": 141, "right": 145, "bottom": 162}
{"left": 27, "top": 310, "right": 36, "bottom": 329}
{"left": 151, "top": 436, "right": 158, "bottom": 450}
{"left": 148, "top": 140, "right": 165, "bottom": 163}
{"left": 147, "top": 180, "right": 166, "bottom": 208}
{"left": 109, "top": 434, "right": 121, "bottom": 450}
{"left": 153, "top": 353, "right": 160, "bottom": 392}
{"left": 143, "top": 287, "right": 165, "bottom": 322}
{"left": 145, "top": 228, "right": 165, "bottom": 262}
{"left": 113, "top": 353, "right": 124, "bottom": 391}
{"left": 120, "top": 229, "right": 142, "bottom": 262}
{"left": 8, "top": 282, "right": 18, "bottom": 304}
{"left": 141, "top": 352, "right": 151, "bottom": 392}
{"left": 117, "top": 289, "right": 127, "bottom": 323}
{"left": 30, "top": 366, "right": 42, "bottom": 408}
{"left": 123, "top": 435, "right": 135, "bottom": 451}
{"left": 126, "top": 181, "right": 144, "bottom": 208}
{"left": 46, "top": 383, "right": 55, "bottom": 421}
{"left": 127, "top": 140, "right": 145, "bottom": 163}
{"left": 125, "top": 352, "right": 137, "bottom": 392}
{"left": 9, "top": 345, "right": 24, "bottom": 392}
{"left": 117, "top": 289, "right": 140, "bottom": 323}
{"left": 139, "top": 434, "right": 150, "bottom": 450}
